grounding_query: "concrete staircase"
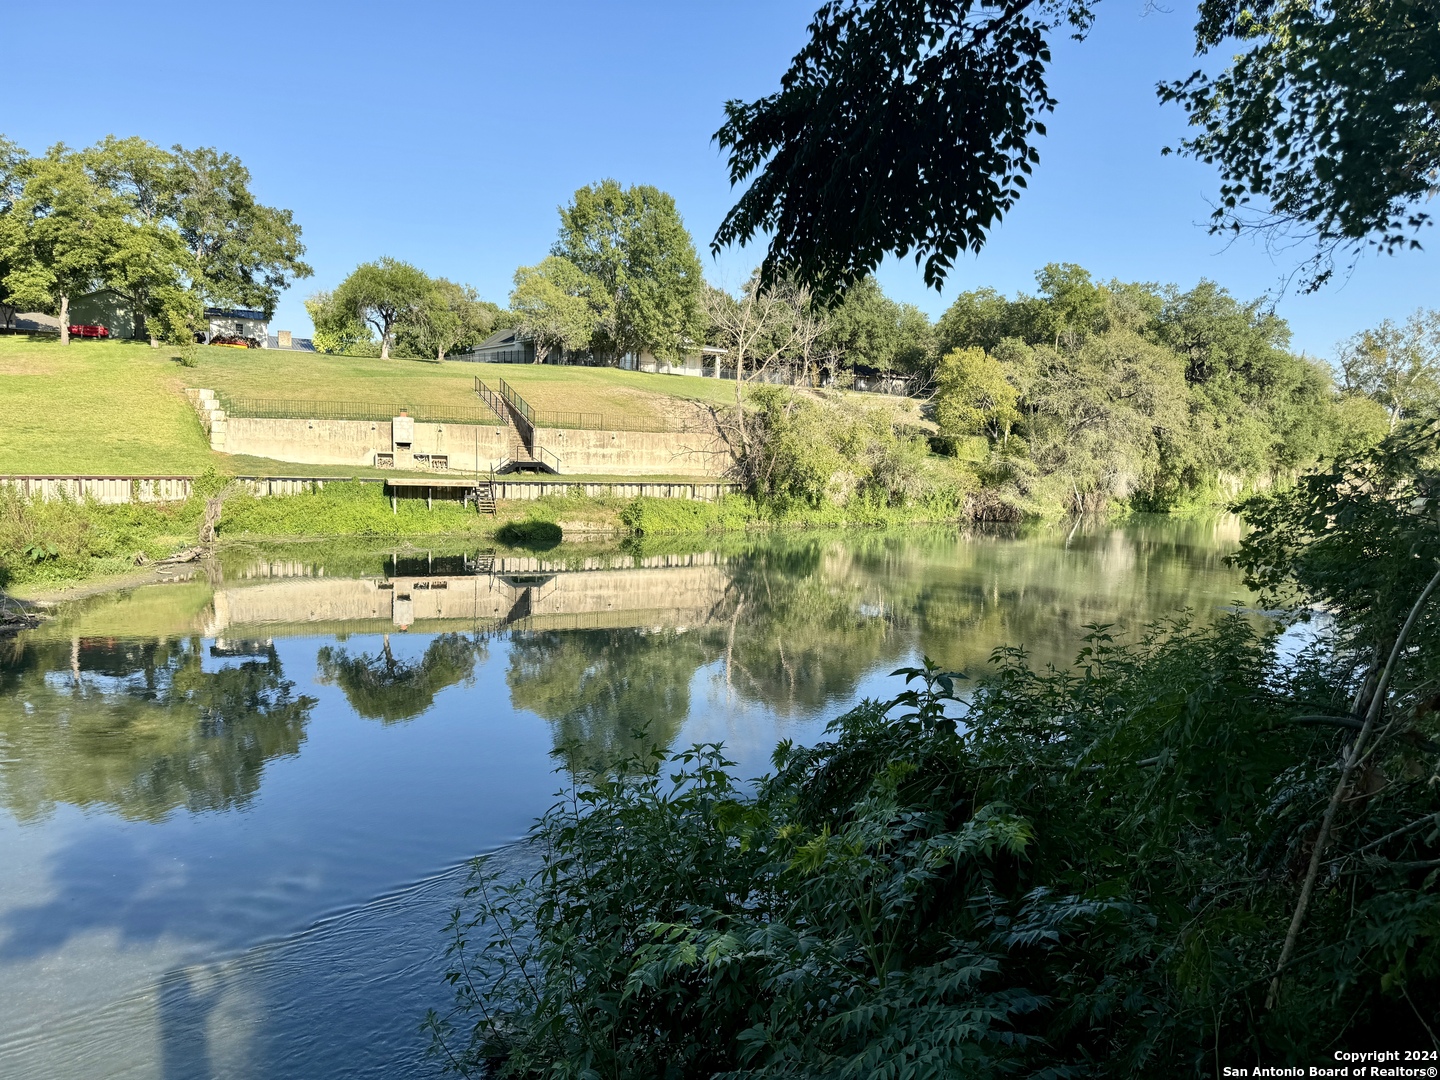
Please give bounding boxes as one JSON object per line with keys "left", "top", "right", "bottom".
{"left": 185, "top": 388, "right": 227, "bottom": 450}
{"left": 473, "top": 377, "right": 560, "bottom": 474}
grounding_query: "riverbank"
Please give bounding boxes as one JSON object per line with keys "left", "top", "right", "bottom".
{"left": 0, "top": 481, "right": 986, "bottom": 596}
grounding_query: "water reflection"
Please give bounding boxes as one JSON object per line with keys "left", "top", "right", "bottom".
{"left": 317, "top": 634, "right": 485, "bottom": 723}
{"left": 0, "top": 520, "right": 1253, "bottom": 1080}
{"left": 1, "top": 520, "right": 1251, "bottom": 819}
{"left": 0, "top": 636, "right": 314, "bottom": 823}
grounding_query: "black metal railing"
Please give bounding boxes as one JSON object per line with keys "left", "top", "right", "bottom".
{"left": 217, "top": 395, "right": 501, "bottom": 425}
{"left": 496, "top": 378, "right": 535, "bottom": 432}
{"left": 473, "top": 377, "right": 507, "bottom": 422}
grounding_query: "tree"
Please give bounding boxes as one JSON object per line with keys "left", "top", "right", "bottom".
{"left": 714, "top": 0, "right": 1432, "bottom": 297}
{"left": 0, "top": 135, "right": 26, "bottom": 330}
{"left": 400, "top": 278, "right": 498, "bottom": 361}
{"left": 1338, "top": 310, "right": 1440, "bottom": 431}
{"left": 306, "top": 289, "right": 374, "bottom": 355}
{"left": 85, "top": 137, "right": 196, "bottom": 344}
{"left": 331, "top": 258, "right": 432, "bottom": 359}
{"left": 170, "top": 145, "right": 311, "bottom": 317}
{"left": 817, "top": 276, "right": 903, "bottom": 374}
{"left": 553, "top": 180, "right": 706, "bottom": 362}
{"left": 509, "top": 256, "right": 611, "bottom": 363}
{"left": 0, "top": 145, "right": 113, "bottom": 345}
{"left": 1160, "top": 0, "right": 1440, "bottom": 289}
{"left": 712, "top": 0, "right": 1090, "bottom": 296}
{"left": 704, "top": 275, "right": 824, "bottom": 436}
{"left": 933, "top": 346, "right": 1020, "bottom": 445}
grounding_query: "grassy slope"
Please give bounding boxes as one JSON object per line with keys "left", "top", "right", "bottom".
{"left": 0, "top": 335, "right": 926, "bottom": 475}
{"left": 0, "top": 337, "right": 736, "bottom": 475}
{"left": 0, "top": 336, "right": 214, "bottom": 475}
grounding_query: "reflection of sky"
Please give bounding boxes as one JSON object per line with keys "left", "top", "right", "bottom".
{"left": 3, "top": 632, "right": 920, "bottom": 1079}
{"left": 0, "top": 524, "right": 1253, "bottom": 1079}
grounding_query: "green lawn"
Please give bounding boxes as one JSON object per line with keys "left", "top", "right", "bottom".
{"left": 194, "top": 347, "right": 738, "bottom": 425}
{"left": 0, "top": 335, "right": 923, "bottom": 476}
{"left": 0, "top": 336, "right": 214, "bottom": 475}
{"left": 0, "top": 336, "right": 740, "bottom": 476}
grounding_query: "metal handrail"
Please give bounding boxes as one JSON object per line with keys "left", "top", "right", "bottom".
{"left": 496, "top": 378, "right": 535, "bottom": 433}
{"left": 217, "top": 394, "right": 499, "bottom": 425}
{"left": 473, "top": 377, "right": 507, "bottom": 422}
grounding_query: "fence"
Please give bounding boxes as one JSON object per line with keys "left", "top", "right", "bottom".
{"left": 496, "top": 379, "right": 535, "bottom": 432}
{"left": 216, "top": 395, "right": 500, "bottom": 425}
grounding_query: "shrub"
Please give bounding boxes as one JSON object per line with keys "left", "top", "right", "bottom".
{"left": 496, "top": 520, "right": 563, "bottom": 549}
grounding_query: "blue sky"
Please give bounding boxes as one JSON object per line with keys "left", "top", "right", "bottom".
{"left": 2, "top": 0, "right": 1433, "bottom": 359}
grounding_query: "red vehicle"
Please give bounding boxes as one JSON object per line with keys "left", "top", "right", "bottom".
{"left": 67, "top": 324, "right": 109, "bottom": 339}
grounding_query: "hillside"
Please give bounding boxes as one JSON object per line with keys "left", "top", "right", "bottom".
{"left": 0, "top": 338, "right": 744, "bottom": 476}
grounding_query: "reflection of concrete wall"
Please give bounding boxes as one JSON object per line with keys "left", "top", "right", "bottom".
{"left": 534, "top": 428, "right": 729, "bottom": 477}
{"left": 220, "top": 418, "right": 509, "bottom": 471}
{"left": 206, "top": 565, "right": 731, "bottom": 635}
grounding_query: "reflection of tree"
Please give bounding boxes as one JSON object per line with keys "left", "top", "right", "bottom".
{"left": 0, "top": 637, "right": 314, "bottom": 823}
{"left": 316, "top": 633, "right": 484, "bottom": 723}
{"left": 507, "top": 629, "right": 711, "bottom": 770}
{"left": 717, "top": 541, "right": 908, "bottom": 715}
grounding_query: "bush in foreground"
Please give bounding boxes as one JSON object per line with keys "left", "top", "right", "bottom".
{"left": 427, "top": 419, "right": 1440, "bottom": 1076}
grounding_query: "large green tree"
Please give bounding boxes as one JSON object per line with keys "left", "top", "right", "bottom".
{"left": 1160, "top": 0, "right": 1440, "bottom": 288}
{"left": 170, "top": 145, "right": 310, "bottom": 317}
{"left": 84, "top": 136, "right": 197, "bottom": 344}
{"left": 713, "top": 0, "right": 1434, "bottom": 295}
{"left": 330, "top": 257, "right": 433, "bottom": 359}
{"left": 553, "top": 180, "right": 706, "bottom": 363}
{"left": 509, "top": 255, "right": 612, "bottom": 363}
{"left": 396, "top": 278, "right": 499, "bottom": 361}
{"left": 0, "top": 135, "right": 25, "bottom": 330}
{"left": 0, "top": 145, "right": 113, "bottom": 345}
{"left": 1338, "top": 309, "right": 1440, "bottom": 431}
{"left": 0, "top": 134, "right": 307, "bottom": 340}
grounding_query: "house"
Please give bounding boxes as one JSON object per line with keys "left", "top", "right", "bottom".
{"left": 204, "top": 307, "right": 269, "bottom": 345}
{"left": 55, "top": 292, "right": 278, "bottom": 347}
{"left": 458, "top": 328, "right": 724, "bottom": 377}
{"left": 464, "top": 327, "right": 535, "bottom": 364}
{"left": 69, "top": 289, "right": 138, "bottom": 337}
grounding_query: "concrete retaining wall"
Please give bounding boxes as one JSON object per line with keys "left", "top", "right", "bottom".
{"left": 221, "top": 417, "right": 512, "bottom": 472}
{"left": 535, "top": 427, "right": 730, "bottom": 477}
{"left": 0, "top": 476, "right": 194, "bottom": 504}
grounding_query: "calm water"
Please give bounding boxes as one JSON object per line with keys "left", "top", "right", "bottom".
{"left": 0, "top": 520, "right": 1251, "bottom": 1079}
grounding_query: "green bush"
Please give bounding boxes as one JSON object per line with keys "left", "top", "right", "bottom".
{"left": 0, "top": 486, "right": 203, "bottom": 587}
{"left": 495, "top": 520, "right": 563, "bottom": 549}
{"left": 427, "top": 423, "right": 1440, "bottom": 1076}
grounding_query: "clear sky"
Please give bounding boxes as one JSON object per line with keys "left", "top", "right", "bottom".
{"left": 1, "top": 0, "right": 1432, "bottom": 360}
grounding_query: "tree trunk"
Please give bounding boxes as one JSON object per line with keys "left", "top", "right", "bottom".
{"left": 58, "top": 295, "right": 70, "bottom": 346}
{"left": 380, "top": 327, "right": 391, "bottom": 360}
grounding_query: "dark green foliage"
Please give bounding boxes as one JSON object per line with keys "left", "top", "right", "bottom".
{"left": 1160, "top": 0, "right": 1440, "bottom": 288}
{"left": 0, "top": 637, "right": 314, "bottom": 822}
{"left": 496, "top": 520, "right": 564, "bottom": 550}
{"left": 933, "top": 267, "right": 1367, "bottom": 512}
{"left": 428, "top": 437, "right": 1440, "bottom": 1076}
{"left": 317, "top": 634, "right": 483, "bottom": 723}
{"left": 1233, "top": 415, "right": 1440, "bottom": 686}
{"left": 712, "top": 0, "right": 1092, "bottom": 296}
{"left": 718, "top": 0, "right": 1434, "bottom": 295}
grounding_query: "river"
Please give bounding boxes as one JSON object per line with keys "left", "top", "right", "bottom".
{"left": 0, "top": 519, "right": 1251, "bottom": 1079}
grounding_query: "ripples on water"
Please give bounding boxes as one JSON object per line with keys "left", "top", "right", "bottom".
{"left": 0, "top": 521, "right": 1252, "bottom": 1078}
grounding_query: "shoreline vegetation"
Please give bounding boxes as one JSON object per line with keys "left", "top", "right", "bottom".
{"left": 423, "top": 417, "right": 1440, "bottom": 1076}
{"left": 0, "top": 477, "right": 1018, "bottom": 598}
